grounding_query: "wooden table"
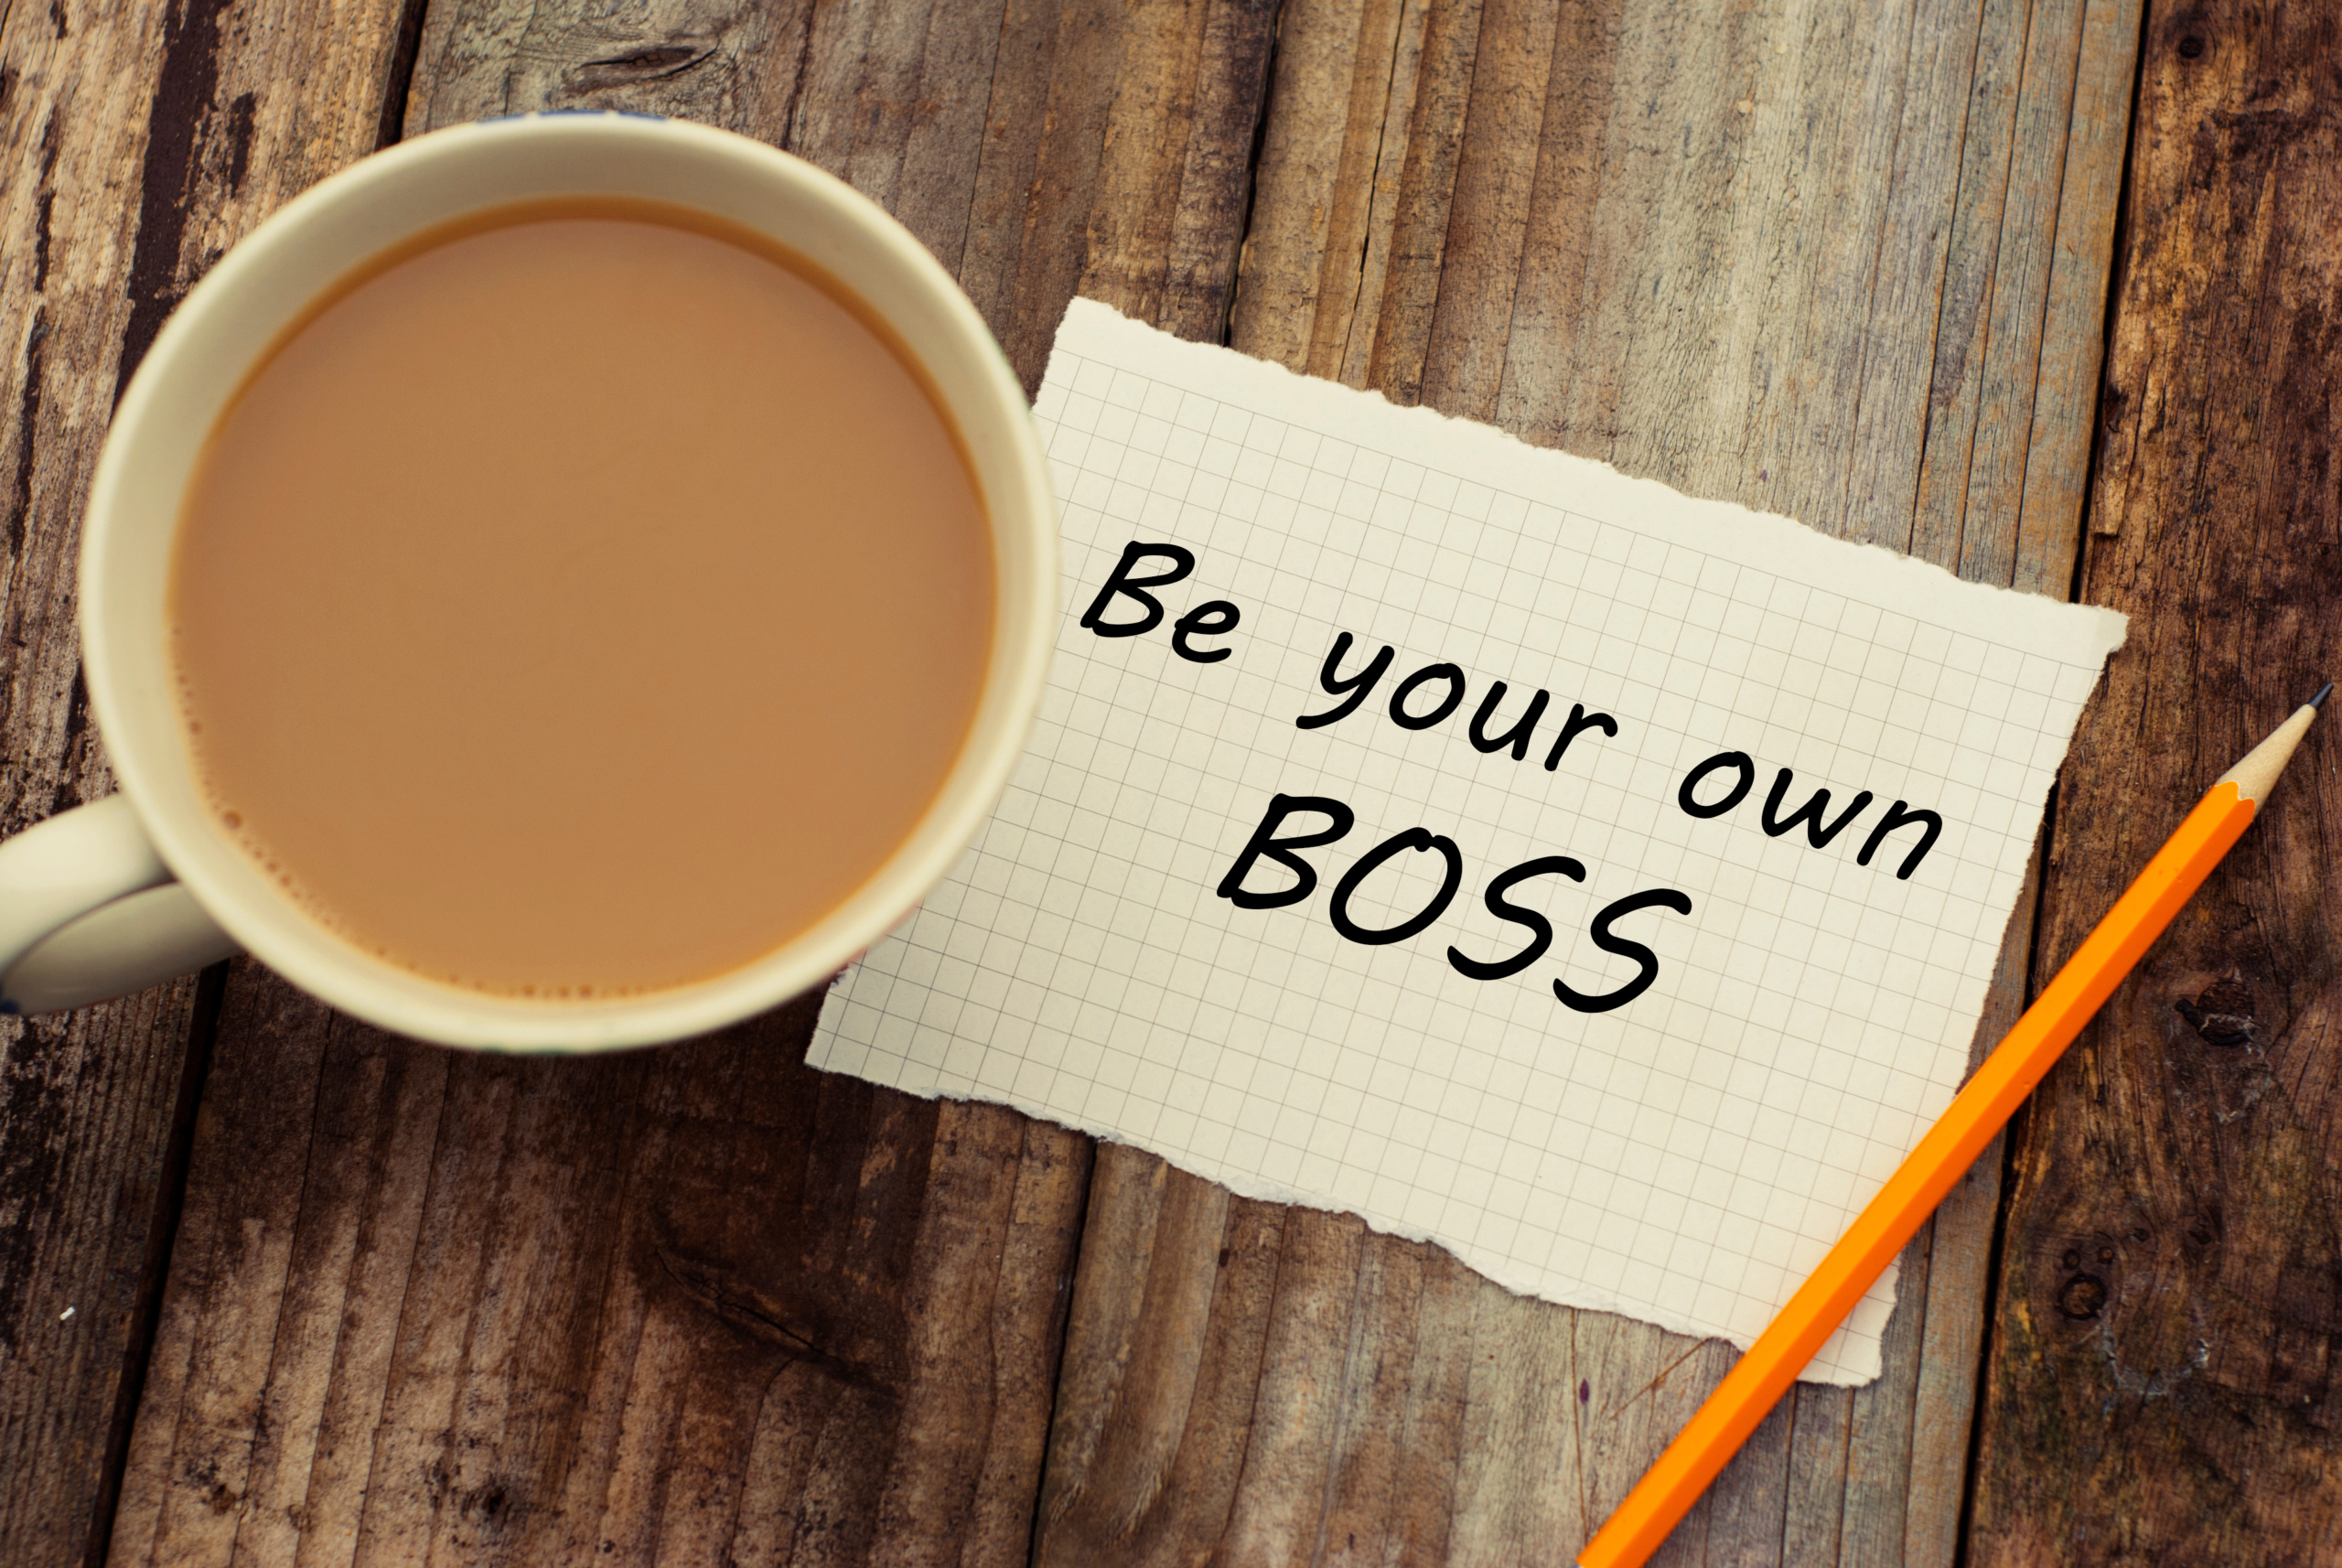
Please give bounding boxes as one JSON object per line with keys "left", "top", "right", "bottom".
{"left": 4, "top": 0, "right": 2336, "bottom": 1562}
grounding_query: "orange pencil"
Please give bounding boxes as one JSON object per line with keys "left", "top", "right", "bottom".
{"left": 1578, "top": 686, "right": 2329, "bottom": 1568}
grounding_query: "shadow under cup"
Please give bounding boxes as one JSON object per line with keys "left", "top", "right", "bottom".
{"left": 81, "top": 113, "right": 1059, "bottom": 1052}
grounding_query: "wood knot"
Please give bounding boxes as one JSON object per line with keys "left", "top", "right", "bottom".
{"left": 2177, "top": 35, "right": 2206, "bottom": 59}
{"left": 587, "top": 43, "right": 702, "bottom": 74}
{"left": 569, "top": 42, "right": 713, "bottom": 91}
{"left": 2175, "top": 976, "right": 2256, "bottom": 1047}
{"left": 2100, "top": 382, "right": 2127, "bottom": 430}
{"left": 2058, "top": 1273, "right": 2109, "bottom": 1320}
{"left": 649, "top": 1240, "right": 902, "bottom": 1396}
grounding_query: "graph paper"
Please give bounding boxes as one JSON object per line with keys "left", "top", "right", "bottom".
{"left": 809, "top": 299, "right": 2125, "bottom": 1384}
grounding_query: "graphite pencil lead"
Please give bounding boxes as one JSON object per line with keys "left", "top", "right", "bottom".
{"left": 2309, "top": 682, "right": 2333, "bottom": 711}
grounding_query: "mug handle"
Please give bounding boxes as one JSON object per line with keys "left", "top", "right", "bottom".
{"left": 0, "top": 796, "right": 242, "bottom": 1015}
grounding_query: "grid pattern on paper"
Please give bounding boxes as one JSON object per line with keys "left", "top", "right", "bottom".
{"left": 808, "top": 341, "right": 2101, "bottom": 1383}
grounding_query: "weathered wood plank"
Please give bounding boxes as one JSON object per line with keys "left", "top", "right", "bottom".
{"left": 1227, "top": 0, "right": 1413, "bottom": 378}
{"left": 1042, "top": 0, "right": 2143, "bottom": 1561}
{"left": 0, "top": 9, "right": 187, "bottom": 1556}
{"left": 1970, "top": 5, "right": 2342, "bottom": 1563}
{"left": 1077, "top": 0, "right": 1278, "bottom": 342}
{"left": 116, "top": 992, "right": 1093, "bottom": 1566}
{"left": 107, "top": 3, "right": 1278, "bottom": 1563}
{"left": 0, "top": 0, "right": 423, "bottom": 1557}
{"left": 2014, "top": 0, "right": 2140, "bottom": 592}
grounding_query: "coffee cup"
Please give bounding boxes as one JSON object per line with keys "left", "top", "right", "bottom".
{"left": 0, "top": 113, "right": 1057, "bottom": 1050}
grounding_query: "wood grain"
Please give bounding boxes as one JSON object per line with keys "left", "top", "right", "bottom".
{"left": 0, "top": 0, "right": 423, "bottom": 1557}
{"left": 1037, "top": 0, "right": 2144, "bottom": 1562}
{"left": 111, "top": 993, "right": 1092, "bottom": 1566}
{"left": 27, "top": 0, "right": 2256, "bottom": 1559}
{"left": 107, "top": 2, "right": 1278, "bottom": 1563}
{"left": 1971, "top": 5, "right": 2342, "bottom": 1563}
{"left": 0, "top": 6, "right": 194, "bottom": 1555}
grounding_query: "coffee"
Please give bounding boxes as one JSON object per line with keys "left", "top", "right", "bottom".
{"left": 168, "top": 199, "right": 994, "bottom": 998}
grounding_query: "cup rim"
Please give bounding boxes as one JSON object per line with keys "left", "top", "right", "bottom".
{"left": 81, "top": 113, "right": 1058, "bottom": 1051}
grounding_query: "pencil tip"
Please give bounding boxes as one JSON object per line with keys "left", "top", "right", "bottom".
{"left": 2313, "top": 682, "right": 2334, "bottom": 712}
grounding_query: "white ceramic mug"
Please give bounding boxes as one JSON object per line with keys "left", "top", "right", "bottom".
{"left": 0, "top": 113, "right": 1057, "bottom": 1050}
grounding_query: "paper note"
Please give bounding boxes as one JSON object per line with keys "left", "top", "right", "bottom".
{"left": 810, "top": 299, "right": 2125, "bottom": 1384}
